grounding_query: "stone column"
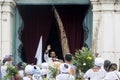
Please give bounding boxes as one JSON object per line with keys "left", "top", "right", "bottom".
{"left": 0, "top": 0, "right": 16, "bottom": 60}
{"left": 90, "top": 0, "right": 120, "bottom": 64}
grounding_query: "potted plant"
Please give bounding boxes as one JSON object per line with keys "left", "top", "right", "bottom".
{"left": 72, "top": 47, "right": 94, "bottom": 79}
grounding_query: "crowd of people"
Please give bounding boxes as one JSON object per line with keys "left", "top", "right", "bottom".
{"left": 0, "top": 45, "right": 76, "bottom": 80}
{"left": 0, "top": 45, "right": 120, "bottom": 80}
{"left": 84, "top": 57, "right": 120, "bottom": 80}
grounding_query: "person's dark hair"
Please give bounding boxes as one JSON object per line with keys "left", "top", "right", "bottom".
{"left": 65, "top": 54, "right": 72, "bottom": 62}
{"left": 103, "top": 60, "right": 111, "bottom": 72}
{"left": 18, "top": 62, "right": 23, "bottom": 68}
{"left": 18, "top": 62, "right": 26, "bottom": 70}
{"left": 108, "top": 63, "right": 117, "bottom": 71}
{"left": 3, "top": 58, "right": 7, "bottom": 64}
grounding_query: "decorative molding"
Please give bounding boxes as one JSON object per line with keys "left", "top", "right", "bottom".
{"left": 90, "top": 0, "right": 120, "bottom": 12}
{"left": 115, "top": 1, "right": 120, "bottom": 12}
{"left": 99, "top": 0, "right": 116, "bottom": 4}
{"left": 90, "top": 0, "right": 120, "bottom": 4}
{"left": 0, "top": 0, "right": 16, "bottom": 15}
{"left": 89, "top": 0, "right": 99, "bottom": 4}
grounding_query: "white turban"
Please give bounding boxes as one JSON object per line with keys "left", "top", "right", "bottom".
{"left": 32, "top": 65, "right": 41, "bottom": 74}
{"left": 60, "top": 63, "right": 70, "bottom": 73}
{"left": 94, "top": 58, "right": 104, "bottom": 67}
{"left": 25, "top": 64, "right": 34, "bottom": 75}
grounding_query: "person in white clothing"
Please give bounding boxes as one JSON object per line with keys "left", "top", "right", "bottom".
{"left": 64, "top": 53, "right": 76, "bottom": 77}
{"left": 44, "top": 45, "right": 59, "bottom": 63}
{"left": 56, "top": 63, "right": 75, "bottom": 80}
{"left": 84, "top": 57, "right": 107, "bottom": 80}
{"left": 32, "top": 65, "right": 42, "bottom": 80}
{"left": 23, "top": 64, "right": 43, "bottom": 80}
{"left": 23, "top": 64, "right": 34, "bottom": 80}
{"left": 1, "top": 55, "right": 13, "bottom": 79}
{"left": 103, "top": 63, "right": 120, "bottom": 80}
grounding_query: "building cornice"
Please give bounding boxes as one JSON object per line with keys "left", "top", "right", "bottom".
{"left": 90, "top": 0, "right": 120, "bottom": 12}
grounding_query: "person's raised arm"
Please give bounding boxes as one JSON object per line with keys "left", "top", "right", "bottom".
{"left": 44, "top": 45, "right": 51, "bottom": 62}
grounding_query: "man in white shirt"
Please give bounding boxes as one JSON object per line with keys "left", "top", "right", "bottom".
{"left": 44, "top": 45, "right": 58, "bottom": 63}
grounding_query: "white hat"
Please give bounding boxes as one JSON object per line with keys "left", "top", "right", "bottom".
{"left": 60, "top": 63, "right": 70, "bottom": 73}
{"left": 25, "top": 64, "right": 34, "bottom": 75}
{"left": 94, "top": 58, "right": 104, "bottom": 67}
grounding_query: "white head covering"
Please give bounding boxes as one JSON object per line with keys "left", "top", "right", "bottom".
{"left": 32, "top": 65, "right": 42, "bottom": 80}
{"left": 56, "top": 63, "right": 75, "bottom": 80}
{"left": 25, "top": 64, "right": 34, "bottom": 75}
{"left": 32, "top": 65, "right": 41, "bottom": 74}
{"left": 94, "top": 57, "right": 104, "bottom": 67}
{"left": 60, "top": 63, "right": 70, "bottom": 73}
{"left": 41, "top": 62, "right": 48, "bottom": 69}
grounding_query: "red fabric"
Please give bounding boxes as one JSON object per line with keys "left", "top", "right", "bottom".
{"left": 56, "top": 5, "right": 88, "bottom": 54}
{"left": 18, "top": 5, "right": 89, "bottom": 63}
{"left": 19, "top": 6, "right": 52, "bottom": 63}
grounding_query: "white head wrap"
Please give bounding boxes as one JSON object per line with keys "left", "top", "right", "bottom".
{"left": 32, "top": 65, "right": 41, "bottom": 74}
{"left": 25, "top": 64, "right": 34, "bottom": 75}
{"left": 94, "top": 57, "right": 104, "bottom": 67}
{"left": 32, "top": 65, "right": 42, "bottom": 80}
{"left": 60, "top": 63, "right": 70, "bottom": 73}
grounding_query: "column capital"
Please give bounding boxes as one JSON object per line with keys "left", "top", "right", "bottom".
{"left": 90, "top": 0, "right": 120, "bottom": 12}
{"left": 0, "top": 0, "right": 16, "bottom": 15}
{"left": 115, "top": 1, "right": 120, "bottom": 12}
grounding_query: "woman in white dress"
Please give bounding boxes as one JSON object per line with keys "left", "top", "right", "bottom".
{"left": 84, "top": 57, "right": 107, "bottom": 80}
{"left": 103, "top": 63, "right": 120, "bottom": 80}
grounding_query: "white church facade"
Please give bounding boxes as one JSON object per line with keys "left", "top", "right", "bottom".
{"left": 0, "top": 0, "right": 120, "bottom": 65}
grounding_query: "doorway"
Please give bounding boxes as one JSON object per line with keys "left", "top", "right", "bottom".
{"left": 17, "top": 5, "right": 90, "bottom": 63}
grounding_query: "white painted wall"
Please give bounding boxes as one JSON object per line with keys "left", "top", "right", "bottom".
{"left": 90, "top": 0, "right": 120, "bottom": 65}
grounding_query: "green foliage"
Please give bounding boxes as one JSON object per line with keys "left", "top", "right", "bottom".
{"left": 20, "top": 62, "right": 27, "bottom": 69}
{"left": 2, "top": 65, "right": 18, "bottom": 80}
{"left": 72, "top": 47, "right": 94, "bottom": 73}
{"left": 48, "top": 66, "right": 58, "bottom": 78}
